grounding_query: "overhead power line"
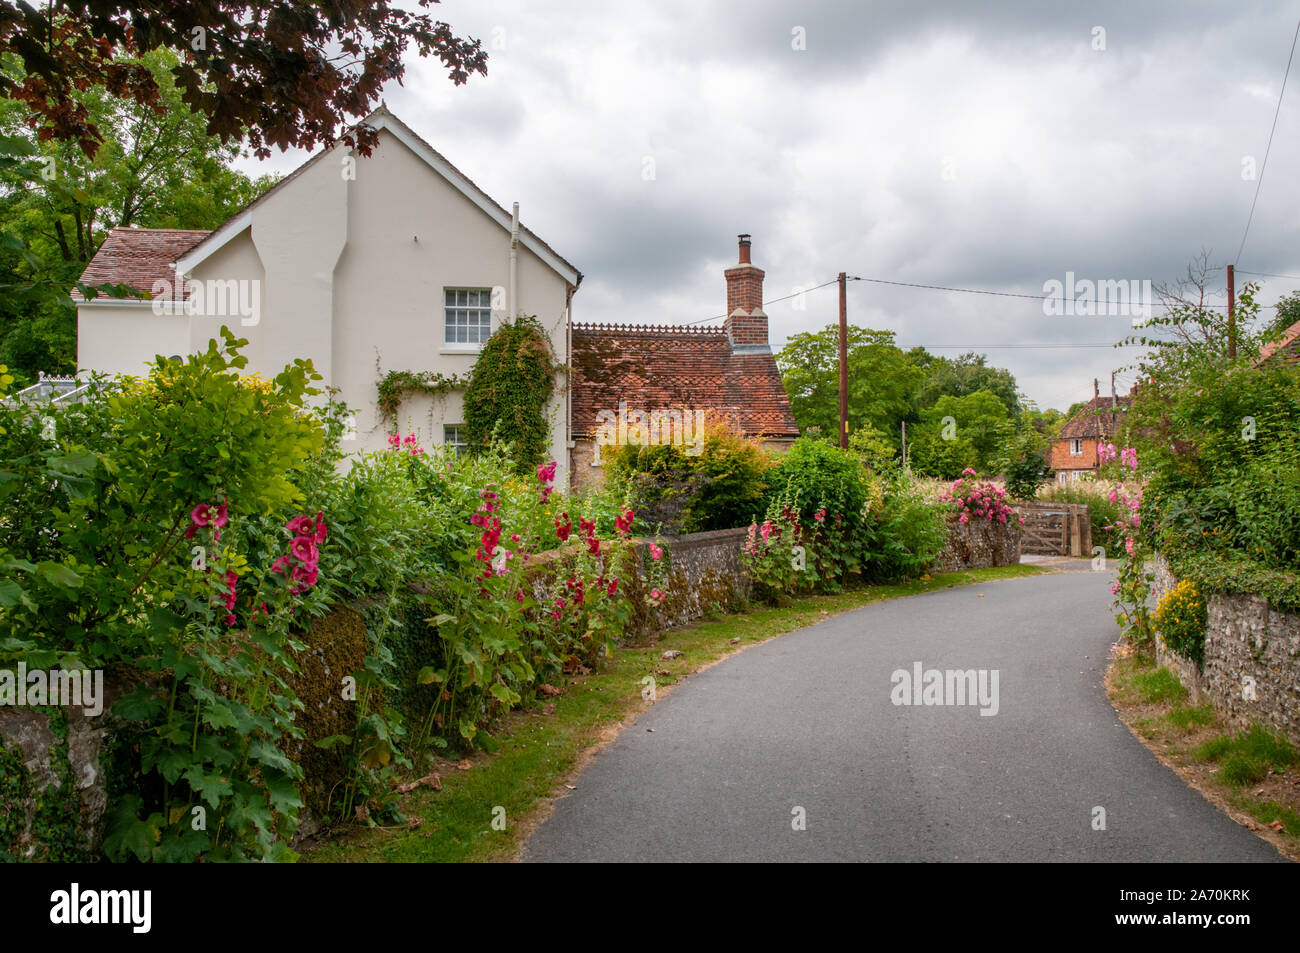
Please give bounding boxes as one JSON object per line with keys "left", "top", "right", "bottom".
{"left": 1235, "top": 14, "right": 1300, "bottom": 265}
{"left": 1237, "top": 268, "right": 1300, "bottom": 282}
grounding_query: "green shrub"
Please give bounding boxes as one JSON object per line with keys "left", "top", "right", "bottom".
{"left": 1153, "top": 579, "right": 1207, "bottom": 667}
{"left": 857, "top": 471, "right": 949, "bottom": 582}
{"left": 461, "top": 315, "right": 558, "bottom": 473}
{"left": 765, "top": 435, "right": 867, "bottom": 524}
{"left": 604, "top": 422, "right": 770, "bottom": 533}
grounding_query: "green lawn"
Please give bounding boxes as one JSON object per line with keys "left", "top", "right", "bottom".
{"left": 303, "top": 563, "right": 1045, "bottom": 863}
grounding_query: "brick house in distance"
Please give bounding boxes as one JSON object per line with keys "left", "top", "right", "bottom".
{"left": 1257, "top": 317, "right": 1300, "bottom": 368}
{"left": 1049, "top": 379, "right": 1133, "bottom": 484}
{"left": 569, "top": 235, "right": 799, "bottom": 483}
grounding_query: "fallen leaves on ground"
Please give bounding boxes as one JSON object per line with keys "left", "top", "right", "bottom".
{"left": 395, "top": 773, "right": 442, "bottom": 794}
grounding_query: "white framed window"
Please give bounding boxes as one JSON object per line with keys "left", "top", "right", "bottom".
{"left": 444, "top": 424, "right": 467, "bottom": 456}
{"left": 1069, "top": 439, "right": 1083, "bottom": 456}
{"left": 444, "top": 289, "right": 492, "bottom": 345}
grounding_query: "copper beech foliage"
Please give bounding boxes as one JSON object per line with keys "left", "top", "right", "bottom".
{"left": 0, "top": 0, "right": 488, "bottom": 158}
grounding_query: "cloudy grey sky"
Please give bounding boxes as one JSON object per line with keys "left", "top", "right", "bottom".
{"left": 240, "top": 0, "right": 1300, "bottom": 411}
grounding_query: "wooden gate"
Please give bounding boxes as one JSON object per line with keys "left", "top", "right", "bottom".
{"left": 1015, "top": 502, "right": 1092, "bottom": 557}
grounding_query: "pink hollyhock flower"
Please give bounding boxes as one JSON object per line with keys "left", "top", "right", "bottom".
{"left": 286, "top": 514, "right": 314, "bottom": 536}
{"left": 760, "top": 520, "right": 773, "bottom": 542}
{"left": 214, "top": 499, "right": 229, "bottom": 529}
{"left": 1121, "top": 447, "right": 1138, "bottom": 469}
{"left": 649, "top": 542, "right": 663, "bottom": 561}
{"left": 537, "top": 460, "right": 557, "bottom": 484}
{"left": 225, "top": 614, "right": 237, "bottom": 626}
{"left": 290, "top": 536, "right": 318, "bottom": 564}
{"left": 515, "top": 590, "right": 525, "bottom": 603}
{"left": 271, "top": 555, "right": 294, "bottom": 575}
{"left": 1110, "top": 581, "right": 1121, "bottom": 595}
{"left": 191, "top": 503, "right": 214, "bottom": 527}
{"left": 1124, "top": 537, "right": 1135, "bottom": 556}
{"left": 291, "top": 565, "right": 319, "bottom": 587}
{"left": 315, "top": 513, "right": 328, "bottom": 543}
{"left": 387, "top": 434, "right": 401, "bottom": 449}
{"left": 650, "top": 588, "right": 663, "bottom": 601}
{"left": 962, "top": 468, "right": 978, "bottom": 477}
{"left": 607, "top": 578, "right": 619, "bottom": 595}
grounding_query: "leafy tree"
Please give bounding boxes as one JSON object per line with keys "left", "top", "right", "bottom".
{"left": 1265, "top": 291, "right": 1300, "bottom": 346}
{"left": 910, "top": 350, "right": 1020, "bottom": 418}
{"left": 776, "top": 326, "right": 919, "bottom": 447}
{"left": 0, "top": 50, "right": 276, "bottom": 385}
{"left": 1002, "top": 428, "right": 1050, "bottom": 499}
{"left": 0, "top": 0, "right": 487, "bottom": 158}
{"left": 908, "top": 390, "right": 1013, "bottom": 478}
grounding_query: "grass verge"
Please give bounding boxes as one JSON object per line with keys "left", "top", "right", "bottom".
{"left": 303, "top": 563, "right": 1043, "bottom": 863}
{"left": 1106, "top": 651, "right": 1300, "bottom": 861}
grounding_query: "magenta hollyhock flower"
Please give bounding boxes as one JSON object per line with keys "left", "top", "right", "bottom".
{"left": 1110, "top": 581, "right": 1121, "bottom": 595}
{"left": 555, "top": 512, "right": 572, "bottom": 541}
{"left": 225, "top": 613, "right": 237, "bottom": 626}
{"left": 1125, "top": 537, "right": 1135, "bottom": 556}
{"left": 289, "top": 536, "right": 318, "bottom": 564}
{"left": 607, "top": 578, "right": 619, "bottom": 595}
{"left": 959, "top": 514, "right": 970, "bottom": 524}
{"left": 650, "top": 588, "right": 663, "bottom": 600}
{"left": 191, "top": 503, "right": 214, "bottom": 527}
{"left": 291, "top": 565, "right": 319, "bottom": 587}
{"left": 649, "top": 542, "right": 663, "bottom": 561}
{"left": 286, "top": 514, "right": 314, "bottom": 536}
{"left": 213, "top": 499, "right": 229, "bottom": 529}
{"left": 515, "top": 590, "right": 524, "bottom": 603}
{"left": 537, "top": 460, "right": 557, "bottom": 483}
{"left": 315, "top": 512, "right": 328, "bottom": 543}
{"left": 271, "top": 555, "right": 294, "bottom": 575}
{"left": 760, "top": 520, "right": 773, "bottom": 542}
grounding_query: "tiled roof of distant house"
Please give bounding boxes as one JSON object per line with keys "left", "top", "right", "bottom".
{"left": 73, "top": 227, "right": 210, "bottom": 302}
{"left": 1058, "top": 394, "right": 1131, "bottom": 440}
{"left": 1257, "top": 318, "right": 1300, "bottom": 368}
{"left": 570, "top": 322, "right": 799, "bottom": 439}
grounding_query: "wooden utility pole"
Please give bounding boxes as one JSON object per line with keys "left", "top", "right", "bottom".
{"left": 1227, "top": 264, "right": 1237, "bottom": 359}
{"left": 838, "top": 272, "right": 848, "bottom": 449}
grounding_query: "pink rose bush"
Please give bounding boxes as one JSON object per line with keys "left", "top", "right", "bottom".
{"left": 941, "top": 469, "right": 1022, "bottom": 527}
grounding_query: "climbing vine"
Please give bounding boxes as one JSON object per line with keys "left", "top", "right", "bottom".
{"left": 376, "top": 369, "right": 466, "bottom": 422}
{"left": 462, "top": 315, "right": 559, "bottom": 472}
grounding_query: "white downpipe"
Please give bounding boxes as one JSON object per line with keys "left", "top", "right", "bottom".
{"left": 509, "top": 201, "right": 519, "bottom": 324}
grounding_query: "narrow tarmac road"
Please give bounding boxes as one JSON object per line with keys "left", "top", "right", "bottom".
{"left": 522, "top": 571, "right": 1284, "bottom": 862}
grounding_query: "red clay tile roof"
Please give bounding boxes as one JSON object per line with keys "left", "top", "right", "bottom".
{"left": 1057, "top": 394, "right": 1131, "bottom": 440}
{"left": 74, "top": 227, "right": 211, "bottom": 302}
{"left": 1257, "top": 318, "right": 1300, "bottom": 368}
{"left": 570, "top": 322, "right": 799, "bottom": 439}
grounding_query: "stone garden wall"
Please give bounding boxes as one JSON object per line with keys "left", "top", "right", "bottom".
{"left": 1152, "top": 552, "right": 1300, "bottom": 746}
{"left": 930, "top": 513, "right": 1022, "bottom": 574}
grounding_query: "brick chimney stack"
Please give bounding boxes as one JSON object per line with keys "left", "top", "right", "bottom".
{"left": 723, "top": 234, "right": 769, "bottom": 353}
{"left": 1093, "top": 378, "right": 1100, "bottom": 398}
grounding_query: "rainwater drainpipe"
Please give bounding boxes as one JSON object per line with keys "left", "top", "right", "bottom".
{"left": 509, "top": 202, "right": 519, "bottom": 323}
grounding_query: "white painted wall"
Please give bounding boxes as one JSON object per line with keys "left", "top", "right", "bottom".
{"left": 77, "top": 304, "right": 190, "bottom": 376}
{"left": 76, "top": 124, "right": 576, "bottom": 485}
